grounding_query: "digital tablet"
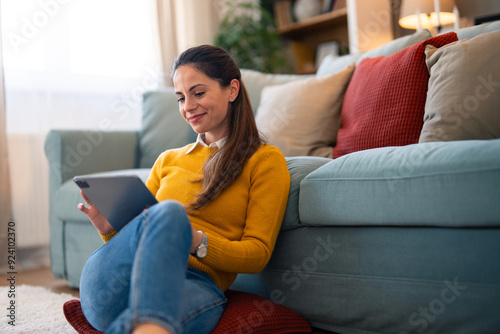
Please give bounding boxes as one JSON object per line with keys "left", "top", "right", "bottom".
{"left": 73, "top": 174, "right": 158, "bottom": 232}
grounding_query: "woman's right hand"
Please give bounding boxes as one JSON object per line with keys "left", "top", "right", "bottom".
{"left": 77, "top": 190, "right": 115, "bottom": 235}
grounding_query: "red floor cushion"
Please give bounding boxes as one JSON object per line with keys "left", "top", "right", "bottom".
{"left": 212, "top": 289, "right": 311, "bottom": 333}
{"left": 63, "top": 290, "right": 311, "bottom": 333}
{"left": 63, "top": 299, "right": 102, "bottom": 334}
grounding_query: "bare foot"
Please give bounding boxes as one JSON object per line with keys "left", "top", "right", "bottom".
{"left": 132, "top": 323, "right": 171, "bottom": 334}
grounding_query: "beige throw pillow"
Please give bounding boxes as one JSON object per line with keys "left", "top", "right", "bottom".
{"left": 419, "top": 29, "right": 500, "bottom": 142}
{"left": 241, "top": 69, "right": 308, "bottom": 115}
{"left": 255, "top": 65, "right": 354, "bottom": 157}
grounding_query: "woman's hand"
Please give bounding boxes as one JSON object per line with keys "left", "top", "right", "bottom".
{"left": 77, "top": 190, "right": 115, "bottom": 235}
{"left": 190, "top": 225, "right": 203, "bottom": 255}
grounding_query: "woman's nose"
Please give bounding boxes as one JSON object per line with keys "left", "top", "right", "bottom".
{"left": 184, "top": 97, "right": 197, "bottom": 112}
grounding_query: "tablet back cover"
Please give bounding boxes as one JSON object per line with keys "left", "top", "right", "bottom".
{"left": 74, "top": 175, "right": 158, "bottom": 232}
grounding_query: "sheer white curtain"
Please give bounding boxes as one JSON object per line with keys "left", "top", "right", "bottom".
{"left": 1, "top": 0, "right": 163, "bottom": 248}
{"left": 0, "top": 0, "right": 13, "bottom": 267}
{"left": 156, "top": 0, "right": 222, "bottom": 86}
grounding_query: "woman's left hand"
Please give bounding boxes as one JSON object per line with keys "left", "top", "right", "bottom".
{"left": 190, "top": 225, "right": 203, "bottom": 254}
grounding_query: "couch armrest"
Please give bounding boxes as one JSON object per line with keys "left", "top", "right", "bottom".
{"left": 44, "top": 129, "right": 139, "bottom": 187}
{"left": 45, "top": 129, "right": 139, "bottom": 281}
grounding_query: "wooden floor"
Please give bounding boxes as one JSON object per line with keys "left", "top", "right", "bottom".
{"left": 0, "top": 267, "right": 80, "bottom": 298}
{"left": 0, "top": 267, "right": 334, "bottom": 333}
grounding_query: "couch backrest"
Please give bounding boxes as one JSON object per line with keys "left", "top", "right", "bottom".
{"left": 456, "top": 19, "right": 500, "bottom": 39}
{"left": 139, "top": 89, "right": 197, "bottom": 168}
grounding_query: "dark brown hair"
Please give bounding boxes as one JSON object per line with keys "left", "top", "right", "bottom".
{"left": 172, "top": 45, "right": 262, "bottom": 210}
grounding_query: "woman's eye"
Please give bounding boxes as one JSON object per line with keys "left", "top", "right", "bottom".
{"left": 195, "top": 92, "right": 205, "bottom": 97}
{"left": 177, "top": 97, "right": 185, "bottom": 103}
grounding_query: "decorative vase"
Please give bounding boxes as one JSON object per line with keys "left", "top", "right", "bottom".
{"left": 293, "top": 0, "right": 322, "bottom": 22}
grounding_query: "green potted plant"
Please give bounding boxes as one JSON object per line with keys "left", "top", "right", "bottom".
{"left": 214, "top": 1, "right": 292, "bottom": 74}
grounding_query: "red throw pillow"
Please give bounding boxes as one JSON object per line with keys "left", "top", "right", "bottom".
{"left": 333, "top": 32, "right": 458, "bottom": 158}
{"left": 63, "top": 290, "right": 312, "bottom": 334}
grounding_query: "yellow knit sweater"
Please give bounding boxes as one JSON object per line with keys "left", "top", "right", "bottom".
{"left": 101, "top": 142, "right": 290, "bottom": 291}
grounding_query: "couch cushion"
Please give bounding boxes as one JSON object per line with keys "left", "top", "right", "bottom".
{"left": 55, "top": 169, "right": 151, "bottom": 222}
{"left": 255, "top": 66, "right": 354, "bottom": 158}
{"left": 139, "top": 89, "right": 197, "bottom": 168}
{"left": 300, "top": 139, "right": 500, "bottom": 228}
{"left": 240, "top": 69, "right": 306, "bottom": 115}
{"left": 333, "top": 32, "right": 458, "bottom": 158}
{"left": 282, "top": 156, "right": 331, "bottom": 231}
{"left": 419, "top": 29, "right": 500, "bottom": 142}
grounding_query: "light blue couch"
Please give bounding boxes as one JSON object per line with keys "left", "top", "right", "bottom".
{"left": 45, "top": 22, "right": 500, "bottom": 333}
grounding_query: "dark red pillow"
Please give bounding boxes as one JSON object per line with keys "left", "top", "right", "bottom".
{"left": 63, "top": 290, "right": 311, "bottom": 334}
{"left": 63, "top": 299, "right": 102, "bottom": 334}
{"left": 212, "top": 289, "right": 311, "bottom": 334}
{"left": 333, "top": 32, "right": 458, "bottom": 158}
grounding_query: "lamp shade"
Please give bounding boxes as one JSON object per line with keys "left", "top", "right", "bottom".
{"left": 399, "top": 0, "right": 455, "bottom": 29}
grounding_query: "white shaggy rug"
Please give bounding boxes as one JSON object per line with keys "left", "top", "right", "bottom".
{"left": 0, "top": 285, "right": 77, "bottom": 333}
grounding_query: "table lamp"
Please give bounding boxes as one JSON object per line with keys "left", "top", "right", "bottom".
{"left": 399, "top": 0, "right": 455, "bottom": 32}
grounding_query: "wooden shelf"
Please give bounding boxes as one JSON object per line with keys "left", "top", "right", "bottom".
{"left": 275, "top": 5, "right": 349, "bottom": 74}
{"left": 277, "top": 7, "right": 348, "bottom": 37}
{"left": 274, "top": 0, "right": 394, "bottom": 74}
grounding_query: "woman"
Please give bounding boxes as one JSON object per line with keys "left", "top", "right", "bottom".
{"left": 77, "top": 45, "right": 290, "bottom": 334}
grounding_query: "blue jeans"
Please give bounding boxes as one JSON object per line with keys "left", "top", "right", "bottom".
{"left": 80, "top": 200, "right": 226, "bottom": 334}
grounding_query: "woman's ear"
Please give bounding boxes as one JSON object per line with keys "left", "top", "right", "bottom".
{"left": 229, "top": 78, "right": 240, "bottom": 102}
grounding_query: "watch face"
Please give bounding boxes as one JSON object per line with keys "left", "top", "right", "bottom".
{"left": 196, "top": 244, "right": 208, "bottom": 258}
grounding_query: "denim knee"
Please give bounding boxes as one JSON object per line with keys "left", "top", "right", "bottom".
{"left": 144, "top": 200, "right": 192, "bottom": 239}
{"left": 150, "top": 200, "right": 186, "bottom": 217}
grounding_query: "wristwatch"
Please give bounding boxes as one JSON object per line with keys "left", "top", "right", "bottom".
{"left": 193, "top": 231, "right": 208, "bottom": 259}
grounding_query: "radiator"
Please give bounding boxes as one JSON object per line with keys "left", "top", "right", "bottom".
{"left": 7, "top": 133, "right": 50, "bottom": 248}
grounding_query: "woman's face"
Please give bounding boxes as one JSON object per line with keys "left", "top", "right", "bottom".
{"left": 173, "top": 65, "right": 239, "bottom": 145}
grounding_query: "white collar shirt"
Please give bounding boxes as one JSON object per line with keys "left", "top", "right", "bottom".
{"left": 186, "top": 133, "right": 227, "bottom": 154}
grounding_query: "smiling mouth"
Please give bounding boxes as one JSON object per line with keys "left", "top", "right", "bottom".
{"left": 188, "top": 113, "right": 206, "bottom": 123}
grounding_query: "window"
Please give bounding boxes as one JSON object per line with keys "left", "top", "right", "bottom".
{"left": 2, "top": 0, "right": 163, "bottom": 132}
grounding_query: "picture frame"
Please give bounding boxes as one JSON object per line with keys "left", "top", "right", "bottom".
{"left": 315, "top": 41, "right": 340, "bottom": 68}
